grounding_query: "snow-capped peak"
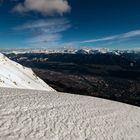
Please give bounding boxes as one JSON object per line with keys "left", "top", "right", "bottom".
{"left": 0, "top": 53, "right": 6, "bottom": 59}
{"left": 0, "top": 53, "right": 55, "bottom": 91}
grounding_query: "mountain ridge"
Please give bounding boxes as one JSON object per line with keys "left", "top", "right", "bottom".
{"left": 0, "top": 53, "right": 55, "bottom": 91}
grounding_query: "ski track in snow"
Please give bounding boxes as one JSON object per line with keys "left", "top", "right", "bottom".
{"left": 0, "top": 88, "right": 140, "bottom": 140}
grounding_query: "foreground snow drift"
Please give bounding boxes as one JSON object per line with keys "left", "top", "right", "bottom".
{"left": 0, "top": 53, "right": 54, "bottom": 91}
{"left": 0, "top": 88, "right": 140, "bottom": 140}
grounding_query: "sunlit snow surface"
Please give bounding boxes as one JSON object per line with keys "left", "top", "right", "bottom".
{"left": 0, "top": 88, "right": 140, "bottom": 140}
{"left": 0, "top": 53, "right": 54, "bottom": 91}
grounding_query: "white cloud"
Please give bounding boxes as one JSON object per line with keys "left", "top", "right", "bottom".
{"left": 14, "top": 18, "right": 71, "bottom": 47}
{"left": 13, "top": 0, "right": 71, "bottom": 16}
{"left": 81, "top": 36, "right": 117, "bottom": 43}
{"left": 14, "top": 18, "right": 71, "bottom": 33}
{"left": 122, "top": 30, "right": 140, "bottom": 38}
{"left": 80, "top": 29, "right": 140, "bottom": 44}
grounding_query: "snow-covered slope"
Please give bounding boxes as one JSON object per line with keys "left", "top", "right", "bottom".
{"left": 0, "top": 53, "right": 54, "bottom": 91}
{"left": 0, "top": 88, "right": 140, "bottom": 140}
{"left": 0, "top": 52, "right": 140, "bottom": 139}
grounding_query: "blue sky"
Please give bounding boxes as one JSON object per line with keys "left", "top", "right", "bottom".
{"left": 0, "top": 0, "right": 140, "bottom": 49}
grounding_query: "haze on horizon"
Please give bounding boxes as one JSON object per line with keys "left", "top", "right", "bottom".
{"left": 0, "top": 0, "right": 140, "bottom": 50}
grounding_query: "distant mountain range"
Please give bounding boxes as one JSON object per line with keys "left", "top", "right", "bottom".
{"left": 0, "top": 48, "right": 140, "bottom": 55}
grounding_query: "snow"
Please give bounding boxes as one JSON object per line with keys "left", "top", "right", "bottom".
{"left": 0, "top": 53, "right": 55, "bottom": 91}
{"left": 1, "top": 48, "right": 140, "bottom": 55}
{"left": 0, "top": 52, "right": 140, "bottom": 139}
{"left": 0, "top": 87, "right": 140, "bottom": 140}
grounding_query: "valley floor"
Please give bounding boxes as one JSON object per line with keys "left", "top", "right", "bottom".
{"left": 0, "top": 88, "right": 140, "bottom": 140}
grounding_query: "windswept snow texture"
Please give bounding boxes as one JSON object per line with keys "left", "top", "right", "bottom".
{"left": 0, "top": 88, "right": 140, "bottom": 140}
{"left": 0, "top": 53, "right": 54, "bottom": 91}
